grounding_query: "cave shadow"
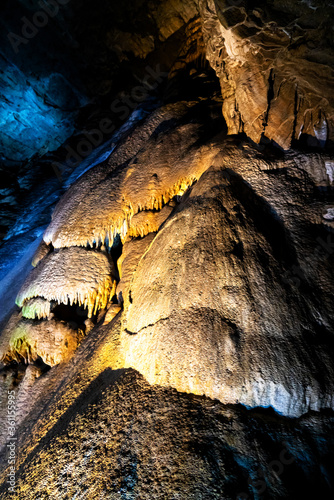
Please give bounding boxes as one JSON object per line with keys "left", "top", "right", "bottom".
{"left": 177, "top": 164, "right": 334, "bottom": 331}
{"left": 149, "top": 97, "right": 227, "bottom": 146}
{"left": 291, "top": 133, "right": 334, "bottom": 153}
{"left": 185, "top": 165, "right": 301, "bottom": 270}
{"left": 225, "top": 169, "right": 334, "bottom": 319}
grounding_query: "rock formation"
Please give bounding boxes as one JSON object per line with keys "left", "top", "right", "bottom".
{"left": 0, "top": 0, "right": 334, "bottom": 498}
{"left": 16, "top": 246, "right": 117, "bottom": 318}
{"left": 121, "top": 145, "right": 334, "bottom": 417}
{"left": 200, "top": 0, "right": 334, "bottom": 150}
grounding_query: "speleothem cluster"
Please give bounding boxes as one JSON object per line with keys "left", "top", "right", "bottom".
{"left": 2, "top": 101, "right": 218, "bottom": 369}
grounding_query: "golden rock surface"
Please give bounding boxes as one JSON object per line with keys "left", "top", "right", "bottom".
{"left": 1, "top": 93, "right": 334, "bottom": 497}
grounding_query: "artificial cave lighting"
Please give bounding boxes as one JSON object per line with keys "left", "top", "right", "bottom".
{"left": 0, "top": 0, "right": 334, "bottom": 498}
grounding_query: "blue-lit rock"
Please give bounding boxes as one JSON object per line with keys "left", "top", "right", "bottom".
{"left": 0, "top": 62, "right": 80, "bottom": 164}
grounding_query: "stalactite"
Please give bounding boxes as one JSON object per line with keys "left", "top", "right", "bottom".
{"left": 16, "top": 247, "right": 117, "bottom": 319}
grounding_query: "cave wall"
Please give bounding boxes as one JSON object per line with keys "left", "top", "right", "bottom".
{"left": 199, "top": 0, "right": 334, "bottom": 149}
{"left": 0, "top": 1, "right": 334, "bottom": 498}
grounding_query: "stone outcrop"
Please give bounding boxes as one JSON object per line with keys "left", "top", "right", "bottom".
{"left": 1, "top": 367, "right": 333, "bottom": 499}
{"left": 7, "top": 99, "right": 334, "bottom": 419}
{"left": 199, "top": 0, "right": 334, "bottom": 149}
{"left": 121, "top": 143, "right": 334, "bottom": 416}
{"left": 2, "top": 92, "right": 334, "bottom": 496}
{"left": 43, "top": 101, "right": 219, "bottom": 249}
{"left": 1, "top": 1, "right": 334, "bottom": 497}
{"left": 16, "top": 246, "right": 117, "bottom": 318}
{"left": 0, "top": 312, "right": 81, "bottom": 367}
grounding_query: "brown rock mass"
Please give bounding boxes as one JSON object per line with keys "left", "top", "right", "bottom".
{"left": 199, "top": 0, "right": 334, "bottom": 149}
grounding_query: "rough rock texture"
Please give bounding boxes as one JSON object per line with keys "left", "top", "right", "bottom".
{"left": 102, "top": 303, "right": 122, "bottom": 325}
{"left": 127, "top": 202, "right": 175, "bottom": 238}
{"left": 0, "top": 363, "right": 45, "bottom": 451}
{"left": 31, "top": 241, "right": 51, "bottom": 268}
{"left": 21, "top": 297, "right": 51, "bottom": 320}
{"left": 14, "top": 98, "right": 334, "bottom": 419}
{"left": 1, "top": 1, "right": 334, "bottom": 495}
{"left": 199, "top": 0, "right": 334, "bottom": 149}
{"left": 117, "top": 233, "right": 157, "bottom": 304}
{"left": 16, "top": 246, "right": 117, "bottom": 318}
{"left": 0, "top": 0, "right": 199, "bottom": 166}
{"left": 0, "top": 317, "right": 333, "bottom": 499}
{"left": 0, "top": 311, "right": 81, "bottom": 367}
{"left": 120, "top": 142, "right": 334, "bottom": 417}
{"left": 43, "top": 101, "right": 221, "bottom": 248}
{"left": 0, "top": 0, "right": 200, "bottom": 248}
{"left": 6, "top": 373, "right": 334, "bottom": 499}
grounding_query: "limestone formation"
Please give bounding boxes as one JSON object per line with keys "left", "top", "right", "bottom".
{"left": 120, "top": 143, "right": 334, "bottom": 417}
{"left": 1, "top": 0, "right": 334, "bottom": 496}
{"left": 16, "top": 247, "right": 117, "bottom": 319}
{"left": 127, "top": 202, "right": 175, "bottom": 239}
{"left": 43, "top": 102, "right": 219, "bottom": 249}
{"left": 21, "top": 297, "right": 52, "bottom": 320}
{"left": 1, "top": 368, "right": 333, "bottom": 499}
{"left": 199, "top": 0, "right": 334, "bottom": 149}
{"left": 117, "top": 233, "right": 157, "bottom": 304}
{"left": 102, "top": 304, "right": 122, "bottom": 325}
{"left": 31, "top": 241, "right": 51, "bottom": 268}
{"left": 0, "top": 312, "right": 81, "bottom": 367}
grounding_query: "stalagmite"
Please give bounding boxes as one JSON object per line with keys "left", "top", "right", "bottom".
{"left": 16, "top": 247, "right": 117, "bottom": 319}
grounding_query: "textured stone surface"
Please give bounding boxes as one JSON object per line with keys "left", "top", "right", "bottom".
{"left": 199, "top": 0, "right": 334, "bottom": 149}
{"left": 0, "top": 0, "right": 200, "bottom": 246}
{"left": 16, "top": 246, "right": 117, "bottom": 318}
{"left": 121, "top": 142, "right": 334, "bottom": 416}
{"left": 0, "top": 318, "right": 333, "bottom": 499}
{"left": 31, "top": 241, "right": 51, "bottom": 268}
{"left": 0, "top": 0, "right": 199, "bottom": 166}
{"left": 1, "top": 2, "right": 334, "bottom": 493}
{"left": 117, "top": 232, "right": 157, "bottom": 304}
{"left": 43, "top": 101, "right": 220, "bottom": 248}
{"left": 10, "top": 97, "right": 334, "bottom": 418}
{"left": 9, "top": 101, "right": 334, "bottom": 422}
{"left": 0, "top": 311, "right": 81, "bottom": 367}
{"left": 127, "top": 202, "right": 175, "bottom": 238}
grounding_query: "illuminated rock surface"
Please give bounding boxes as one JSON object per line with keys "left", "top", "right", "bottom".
{"left": 127, "top": 202, "right": 175, "bottom": 239}
{"left": 0, "top": 312, "right": 81, "bottom": 367}
{"left": 117, "top": 233, "right": 157, "bottom": 304}
{"left": 1, "top": 99, "right": 334, "bottom": 496}
{"left": 0, "top": 322, "right": 333, "bottom": 499}
{"left": 43, "top": 101, "right": 220, "bottom": 248}
{"left": 199, "top": 0, "right": 334, "bottom": 150}
{"left": 1, "top": 0, "right": 334, "bottom": 497}
{"left": 121, "top": 144, "right": 334, "bottom": 417}
{"left": 16, "top": 246, "right": 117, "bottom": 319}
